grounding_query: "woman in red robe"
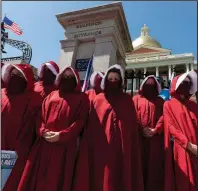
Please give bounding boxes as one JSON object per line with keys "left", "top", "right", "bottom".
{"left": 86, "top": 71, "right": 104, "bottom": 102}
{"left": 164, "top": 70, "right": 197, "bottom": 191}
{"left": 34, "top": 61, "right": 59, "bottom": 102}
{"left": 73, "top": 64, "right": 143, "bottom": 191}
{"left": 133, "top": 75, "right": 164, "bottom": 191}
{"left": 1, "top": 64, "right": 40, "bottom": 191}
{"left": 17, "top": 66, "right": 89, "bottom": 191}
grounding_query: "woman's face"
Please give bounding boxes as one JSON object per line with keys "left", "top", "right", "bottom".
{"left": 105, "top": 71, "right": 122, "bottom": 94}
{"left": 62, "top": 68, "right": 75, "bottom": 78}
{"left": 59, "top": 68, "right": 77, "bottom": 93}
{"left": 107, "top": 72, "right": 121, "bottom": 82}
{"left": 7, "top": 68, "right": 27, "bottom": 95}
{"left": 11, "top": 68, "right": 24, "bottom": 79}
{"left": 177, "top": 76, "right": 192, "bottom": 98}
{"left": 182, "top": 76, "right": 191, "bottom": 84}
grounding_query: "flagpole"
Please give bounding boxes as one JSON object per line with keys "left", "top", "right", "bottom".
{"left": 82, "top": 53, "right": 95, "bottom": 92}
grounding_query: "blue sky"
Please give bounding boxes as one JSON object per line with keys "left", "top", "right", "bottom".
{"left": 2, "top": 1, "right": 197, "bottom": 68}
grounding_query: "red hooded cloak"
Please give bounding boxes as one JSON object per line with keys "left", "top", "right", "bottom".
{"left": 34, "top": 81, "right": 57, "bottom": 100}
{"left": 1, "top": 64, "right": 40, "bottom": 191}
{"left": 73, "top": 64, "right": 144, "bottom": 191}
{"left": 164, "top": 70, "right": 198, "bottom": 191}
{"left": 34, "top": 61, "right": 59, "bottom": 103}
{"left": 133, "top": 75, "right": 165, "bottom": 191}
{"left": 86, "top": 71, "right": 104, "bottom": 102}
{"left": 17, "top": 67, "right": 89, "bottom": 191}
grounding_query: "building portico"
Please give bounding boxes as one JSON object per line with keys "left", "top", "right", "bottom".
{"left": 55, "top": 3, "right": 196, "bottom": 90}
{"left": 56, "top": 2, "right": 132, "bottom": 85}
{"left": 125, "top": 24, "right": 196, "bottom": 91}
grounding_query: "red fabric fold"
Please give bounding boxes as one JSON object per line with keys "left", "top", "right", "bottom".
{"left": 2, "top": 90, "right": 40, "bottom": 191}
{"left": 73, "top": 92, "right": 144, "bottom": 191}
{"left": 164, "top": 98, "right": 197, "bottom": 191}
{"left": 86, "top": 89, "right": 97, "bottom": 103}
{"left": 1, "top": 64, "right": 41, "bottom": 191}
{"left": 155, "top": 115, "right": 164, "bottom": 134}
{"left": 34, "top": 81, "right": 57, "bottom": 104}
{"left": 17, "top": 70, "right": 90, "bottom": 190}
{"left": 133, "top": 93, "right": 165, "bottom": 191}
{"left": 164, "top": 75, "right": 198, "bottom": 191}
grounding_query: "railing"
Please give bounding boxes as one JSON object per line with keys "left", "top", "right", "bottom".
{"left": 1, "top": 56, "right": 23, "bottom": 62}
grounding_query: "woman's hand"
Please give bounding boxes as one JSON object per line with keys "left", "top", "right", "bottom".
{"left": 143, "top": 127, "right": 156, "bottom": 137}
{"left": 43, "top": 131, "right": 60, "bottom": 143}
{"left": 43, "top": 131, "right": 54, "bottom": 138}
{"left": 187, "top": 142, "right": 198, "bottom": 157}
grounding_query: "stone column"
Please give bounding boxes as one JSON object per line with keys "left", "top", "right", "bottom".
{"left": 117, "top": 57, "right": 126, "bottom": 71}
{"left": 59, "top": 39, "right": 79, "bottom": 70}
{"left": 190, "top": 63, "right": 194, "bottom": 71}
{"left": 168, "top": 65, "right": 171, "bottom": 80}
{"left": 156, "top": 66, "right": 159, "bottom": 77}
{"left": 133, "top": 69, "right": 136, "bottom": 91}
{"left": 93, "top": 36, "right": 117, "bottom": 72}
{"left": 144, "top": 68, "right": 147, "bottom": 76}
{"left": 186, "top": 63, "right": 189, "bottom": 73}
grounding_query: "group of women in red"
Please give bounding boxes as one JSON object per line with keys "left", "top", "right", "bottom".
{"left": 1, "top": 61, "right": 197, "bottom": 191}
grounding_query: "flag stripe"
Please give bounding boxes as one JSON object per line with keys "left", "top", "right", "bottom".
{"left": 4, "top": 24, "right": 22, "bottom": 33}
{"left": 3, "top": 16, "right": 23, "bottom": 36}
{"left": 4, "top": 25, "right": 22, "bottom": 35}
{"left": 4, "top": 24, "right": 22, "bottom": 32}
{"left": 4, "top": 24, "right": 22, "bottom": 35}
{"left": 82, "top": 56, "right": 94, "bottom": 92}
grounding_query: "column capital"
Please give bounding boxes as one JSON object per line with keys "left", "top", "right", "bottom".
{"left": 95, "top": 35, "right": 118, "bottom": 51}
{"left": 60, "top": 39, "right": 79, "bottom": 49}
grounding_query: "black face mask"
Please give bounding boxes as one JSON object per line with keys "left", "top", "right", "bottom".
{"left": 176, "top": 81, "right": 191, "bottom": 98}
{"left": 59, "top": 77, "right": 77, "bottom": 93}
{"left": 7, "top": 74, "right": 27, "bottom": 95}
{"left": 42, "top": 69, "right": 56, "bottom": 85}
{"left": 105, "top": 80, "right": 122, "bottom": 94}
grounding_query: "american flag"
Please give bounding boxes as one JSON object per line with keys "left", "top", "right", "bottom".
{"left": 3, "top": 16, "right": 23, "bottom": 36}
{"left": 82, "top": 56, "right": 94, "bottom": 92}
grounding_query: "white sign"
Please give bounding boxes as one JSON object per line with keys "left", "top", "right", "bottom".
{"left": 1, "top": 150, "right": 18, "bottom": 190}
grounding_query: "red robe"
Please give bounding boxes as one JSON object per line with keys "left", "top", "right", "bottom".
{"left": 17, "top": 72, "right": 89, "bottom": 191}
{"left": 164, "top": 76, "right": 198, "bottom": 191}
{"left": 73, "top": 92, "right": 144, "bottom": 191}
{"left": 133, "top": 94, "right": 164, "bottom": 191}
{"left": 86, "top": 89, "right": 97, "bottom": 102}
{"left": 86, "top": 71, "right": 104, "bottom": 104}
{"left": 2, "top": 66, "right": 40, "bottom": 191}
{"left": 34, "top": 81, "right": 57, "bottom": 103}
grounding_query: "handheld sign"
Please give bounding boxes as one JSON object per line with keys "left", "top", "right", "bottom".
{"left": 1, "top": 150, "right": 18, "bottom": 190}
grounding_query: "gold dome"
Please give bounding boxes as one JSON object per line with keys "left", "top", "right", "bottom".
{"left": 132, "top": 24, "right": 162, "bottom": 49}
